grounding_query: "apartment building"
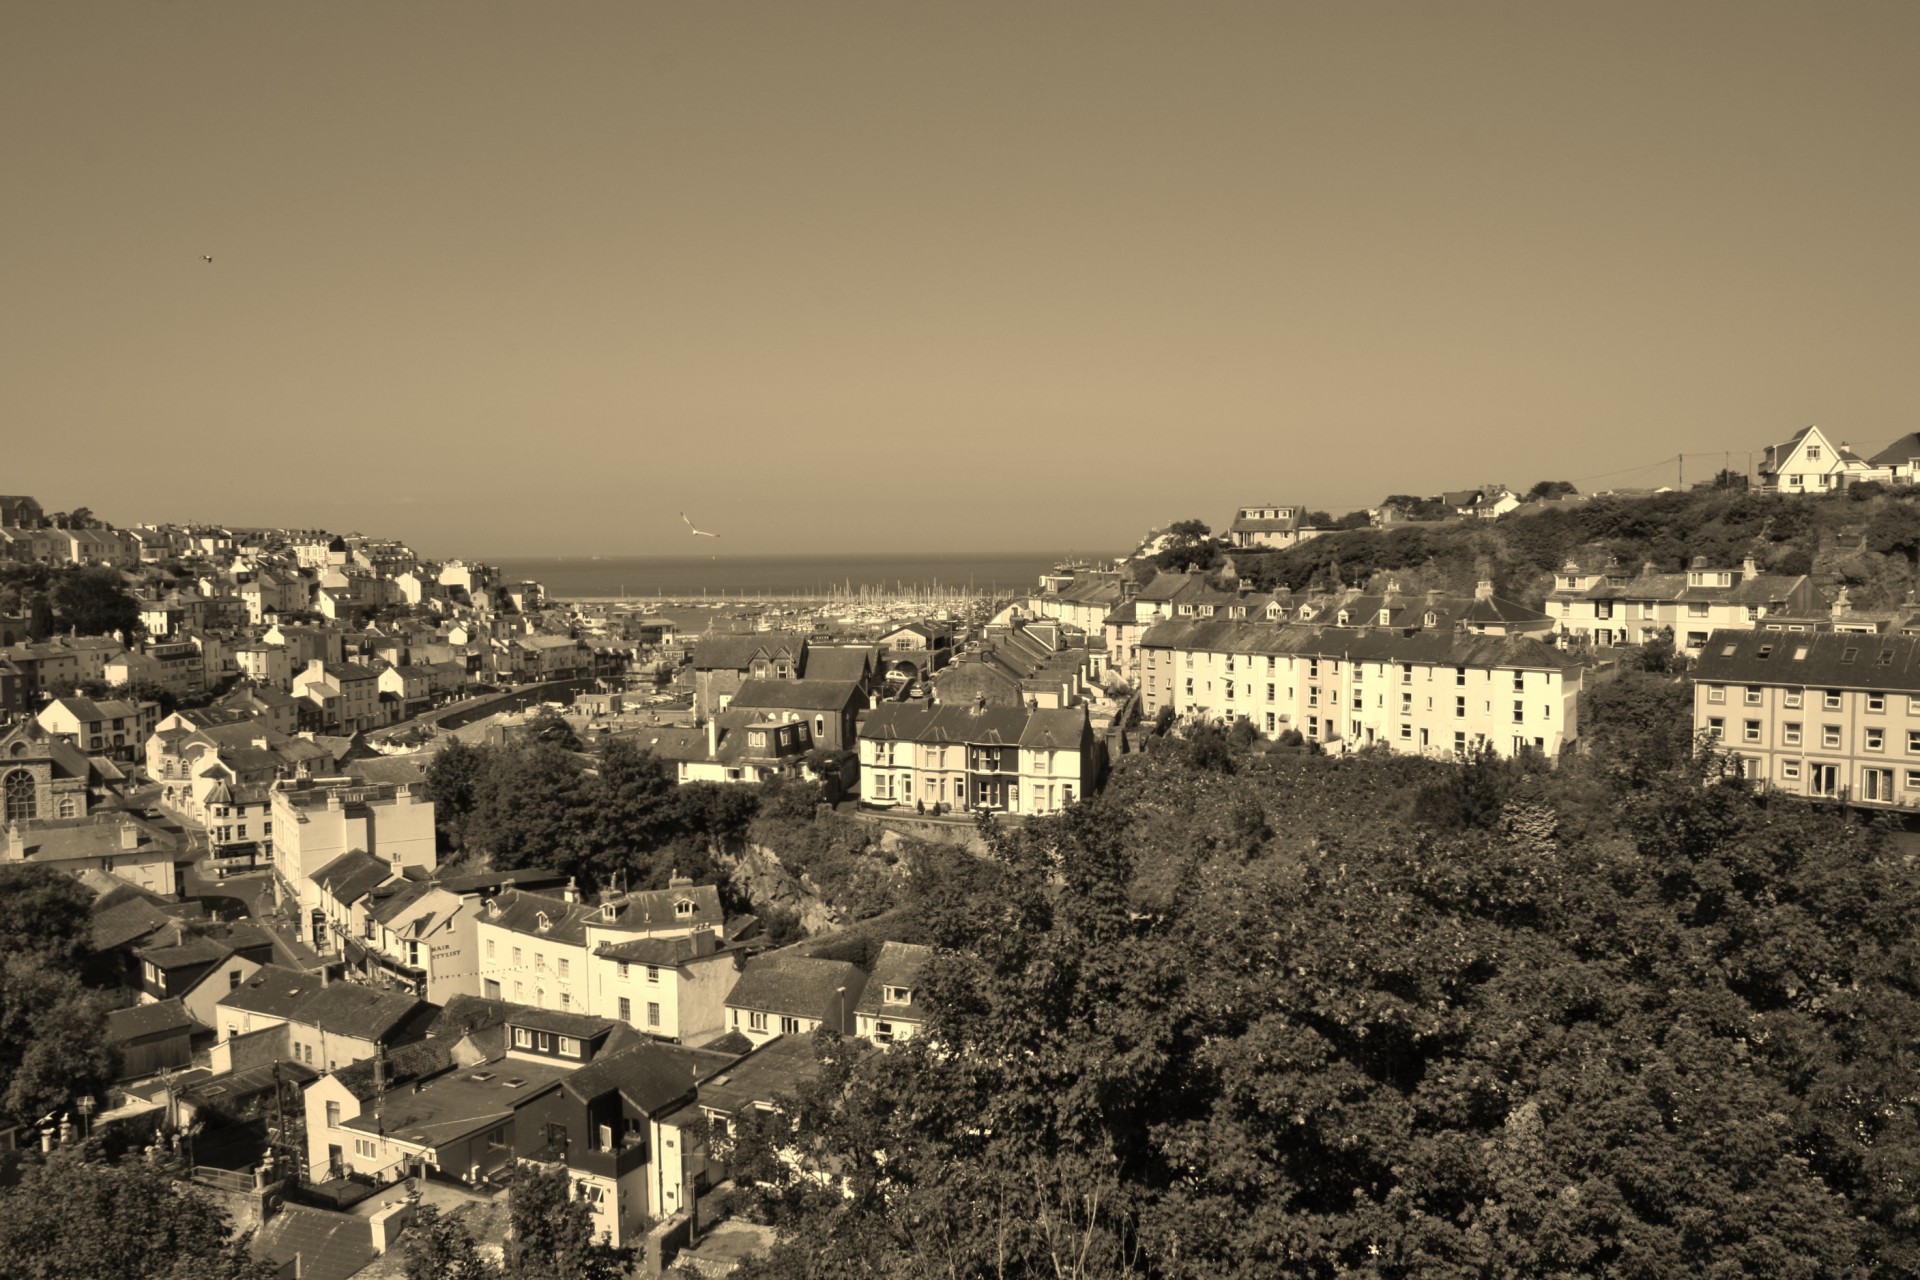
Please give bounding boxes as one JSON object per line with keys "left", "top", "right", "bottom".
{"left": 1546, "top": 556, "right": 1816, "bottom": 652}
{"left": 857, "top": 702, "right": 1099, "bottom": 815}
{"left": 1139, "top": 620, "right": 1583, "bottom": 758}
{"left": 1692, "top": 629, "right": 1920, "bottom": 808}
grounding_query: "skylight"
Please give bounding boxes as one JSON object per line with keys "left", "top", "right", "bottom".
{"left": 1794, "top": 646, "right": 1809, "bottom": 660}
{"left": 1842, "top": 647, "right": 1859, "bottom": 663}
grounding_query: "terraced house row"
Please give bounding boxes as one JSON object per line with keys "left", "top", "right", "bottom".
{"left": 1692, "top": 628, "right": 1920, "bottom": 808}
{"left": 1139, "top": 620, "right": 1583, "bottom": 758}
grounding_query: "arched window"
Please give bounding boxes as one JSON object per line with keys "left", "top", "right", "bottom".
{"left": 57, "top": 796, "right": 76, "bottom": 819}
{"left": 3, "top": 770, "right": 35, "bottom": 823}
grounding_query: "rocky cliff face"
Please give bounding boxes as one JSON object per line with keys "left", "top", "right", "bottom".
{"left": 721, "top": 842, "right": 842, "bottom": 936}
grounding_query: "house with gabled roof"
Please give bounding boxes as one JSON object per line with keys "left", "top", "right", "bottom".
{"left": 632, "top": 709, "right": 818, "bottom": 786}
{"left": 513, "top": 1037, "right": 742, "bottom": 1245}
{"left": 690, "top": 632, "right": 808, "bottom": 719}
{"left": 216, "top": 964, "right": 433, "bottom": 1072}
{"left": 105, "top": 998, "right": 200, "bottom": 1080}
{"left": 723, "top": 954, "right": 866, "bottom": 1048}
{"left": 8, "top": 812, "right": 185, "bottom": 897}
{"left": 302, "top": 1009, "right": 641, "bottom": 1189}
{"left": 853, "top": 941, "right": 931, "bottom": 1047}
{"left": 1758, "top": 424, "right": 1882, "bottom": 492}
{"left": 590, "top": 928, "right": 743, "bottom": 1047}
{"left": 1227, "top": 504, "right": 1316, "bottom": 550}
{"left": 858, "top": 701, "right": 1099, "bottom": 816}
{"left": 36, "top": 695, "right": 160, "bottom": 762}
{"left": 1870, "top": 433, "right": 1920, "bottom": 487}
{"left": 472, "top": 881, "right": 728, "bottom": 1023}
{"left": 1139, "top": 620, "right": 1583, "bottom": 757}
{"left": 725, "top": 677, "right": 867, "bottom": 750}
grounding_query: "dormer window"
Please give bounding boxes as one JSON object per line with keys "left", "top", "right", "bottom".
{"left": 883, "top": 985, "right": 912, "bottom": 1005}
{"left": 536, "top": 912, "right": 551, "bottom": 933}
{"left": 1336, "top": 611, "right": 1350, "bottom": 625}
{"left": 1424, "top": 612, "right": 1437, "bottom": 628}
{"left": 601, "top": 903, "right": 618, "bottom": 922}
{"left": 674, "top": 899, "right": 695, "bottom": 919}
{"left": 1378, "top": 609, "right": 1391, "bottom": 625}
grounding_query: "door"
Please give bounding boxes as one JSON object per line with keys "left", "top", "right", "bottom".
{"left": 327, "top": 1144, "right": 344, "bottom": 1179}
{"left": 1810, "top": 763, "right": 1839, "bottom": 797}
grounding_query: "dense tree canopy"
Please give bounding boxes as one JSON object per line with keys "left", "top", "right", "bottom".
{"left": 47, "top": 568, "right": 140, "bottom": 637}
{"left": 0, "top": 866, "right": 115, "bottom": 1125}
{"left": 728, "top": 728, "right": 1920, "bottom": 1278}
{"left": 0, "top": 1150, "right": 275, "bottom": 1280}
{"left": 1219, "top": 487, "right": 1902, "bottom": 606}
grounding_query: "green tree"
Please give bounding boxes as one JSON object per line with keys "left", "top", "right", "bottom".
{"left": 0, "top": 1150, "right": 275, "bottom": 1280}
{"left": 1527, "top": 479, "right": 1578, "bottom": 500}
{"left": 1153, "top": 519, "right": 1220, "bottom": 573}
{"left": 506, "top": 1161, "right": 630, "bottom": 1280}
{"left": 470, "top": 742, "right": 591, "bottom": 875}
{"left": 0, "top": 957, "right": 120, "bottom": 1123}
{"left": 424, "top": 738, "right": 492, "bottom": 853}
{"left": 404, "top": 1203, "right": 502, "bottom": 1280}
{"left": 47, "top": 568, "right": 139, "bottom": 637}
{"left": 0, "top": 864, "right": 94, "bottom": 968}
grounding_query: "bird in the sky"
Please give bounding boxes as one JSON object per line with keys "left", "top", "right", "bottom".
{"left": 201, "top": 255, "right": 213, "bottom": 263}
{"left": 681, "top": 512, "right": 720, "bottom": 538}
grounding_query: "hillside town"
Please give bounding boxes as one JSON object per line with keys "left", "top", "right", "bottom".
{"left": 6, "top": 417, "right": 1920, "bottom": 1277}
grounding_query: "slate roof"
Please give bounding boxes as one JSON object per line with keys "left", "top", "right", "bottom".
{"left": 858, "top": 702, "right": 1091, "bottom": 750}
{"left": 92, "top": 896, "right": 178, "bottom": 952}
{"left": 218, "top": 965, "right": 325, "bottom": 1020}
{"left": 341, "top": 1053, "right": 575, "bottom": 1145}
{"left": 726, "top": 955, "right": 864, "bottom": 1019}
{"left": 251, "top": 1206, "right": 376, "bottom": 1280}
{"left": 427, "top": 995, "right": 549, "bottom": 1039}
{"left": 595, "top": 884, "right": 726, "bottom": 934}
{"left": 343, "top": 755, "right": 432, "bottom": 787}
{"left": 509, "top": 1008, "right": 621, "bottom": 1040}
{"left": 137, "top": 922, "right": 274, "bottom": 971}
{"left": 802, "top": 645, "right": 878, "bottom": 682}
{"left": 854, "top": 941, "right": 931, "bottom": 1022}
{"left": 1870, "top": 433, "right": 1920, "bottom": 466}
{"left": 560, "top": 1040, "right": 740, "bottom": 1114}
{"left": 1019, "top": 708, "right": 1091, "bottom": 750}
{"left": 690, "top": 632, "right": 806, "bottom": 672}
{"left": 10, "top": 812, "right": 185, "bottom": 866}
{"left": 480, "top": 889, "right": 596, "bottom": 945}
{"left": 728, "top": 678, "right": 864, "bottom": 712}
{"left": 105, "top": 998, "right": 200, "bottom": 1043}
{"left": 293, "top": 983, "right": 427, "bottom": 1042}
{"left": 594, "top": 932, "right": 732, "bottom": 967}
{"left": 1137, "top": 620, "right": 1582, "bottom": 671}
{"left": 332, "top": 1037, "right": 457, "bottom": 1103}
{"left": 313, "top": 849, "right": 394, "bottom": 907}
{"left": 693, "top": 1034, "right": 825, "bottom": 1116}
{"left": 1691, "top": 629, "right": 1920, "bottom": 692}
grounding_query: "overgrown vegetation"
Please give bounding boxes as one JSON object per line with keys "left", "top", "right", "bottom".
{"left": 725, "top": 717, "right": 1920, "bottom": 1279}
{"left": 1207, "top": 488, "right": 1920, "bottom": 608}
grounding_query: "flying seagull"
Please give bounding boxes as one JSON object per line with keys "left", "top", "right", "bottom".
{"left": 202, "top": 255, "right": 214, "bottom": 263}
{"left": 681, "top": 512, "right": 720, "bottom": 539}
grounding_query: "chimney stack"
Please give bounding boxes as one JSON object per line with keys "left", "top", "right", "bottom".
{"left": 705, "top": 717, "right": 718, "bottom": 758}
{"left": 119, "top": 821, "right": 140, "bottom": 851}
{"left": 1475, "top": 580, "right": 1494, "bottom": 602}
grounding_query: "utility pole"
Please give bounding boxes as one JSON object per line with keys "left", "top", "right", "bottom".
{"left": 1677, "top": 453, "right": 1684, "bottom": 489}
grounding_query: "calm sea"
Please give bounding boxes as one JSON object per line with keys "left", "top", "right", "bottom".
{"left": 494, "top": 553, "right": 1107, "bottom": 600}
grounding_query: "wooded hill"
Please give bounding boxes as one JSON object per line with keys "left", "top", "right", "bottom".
{"left": 1208, "top": 487, "right": 1920, "bottom": 612}
{"left": 723, "top": 687, "right": 1920, "bottom": 1279}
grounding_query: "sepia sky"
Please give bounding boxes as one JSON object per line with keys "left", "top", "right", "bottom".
{"left": 4, "top": 1, "right": 1918, "bottom": 557}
